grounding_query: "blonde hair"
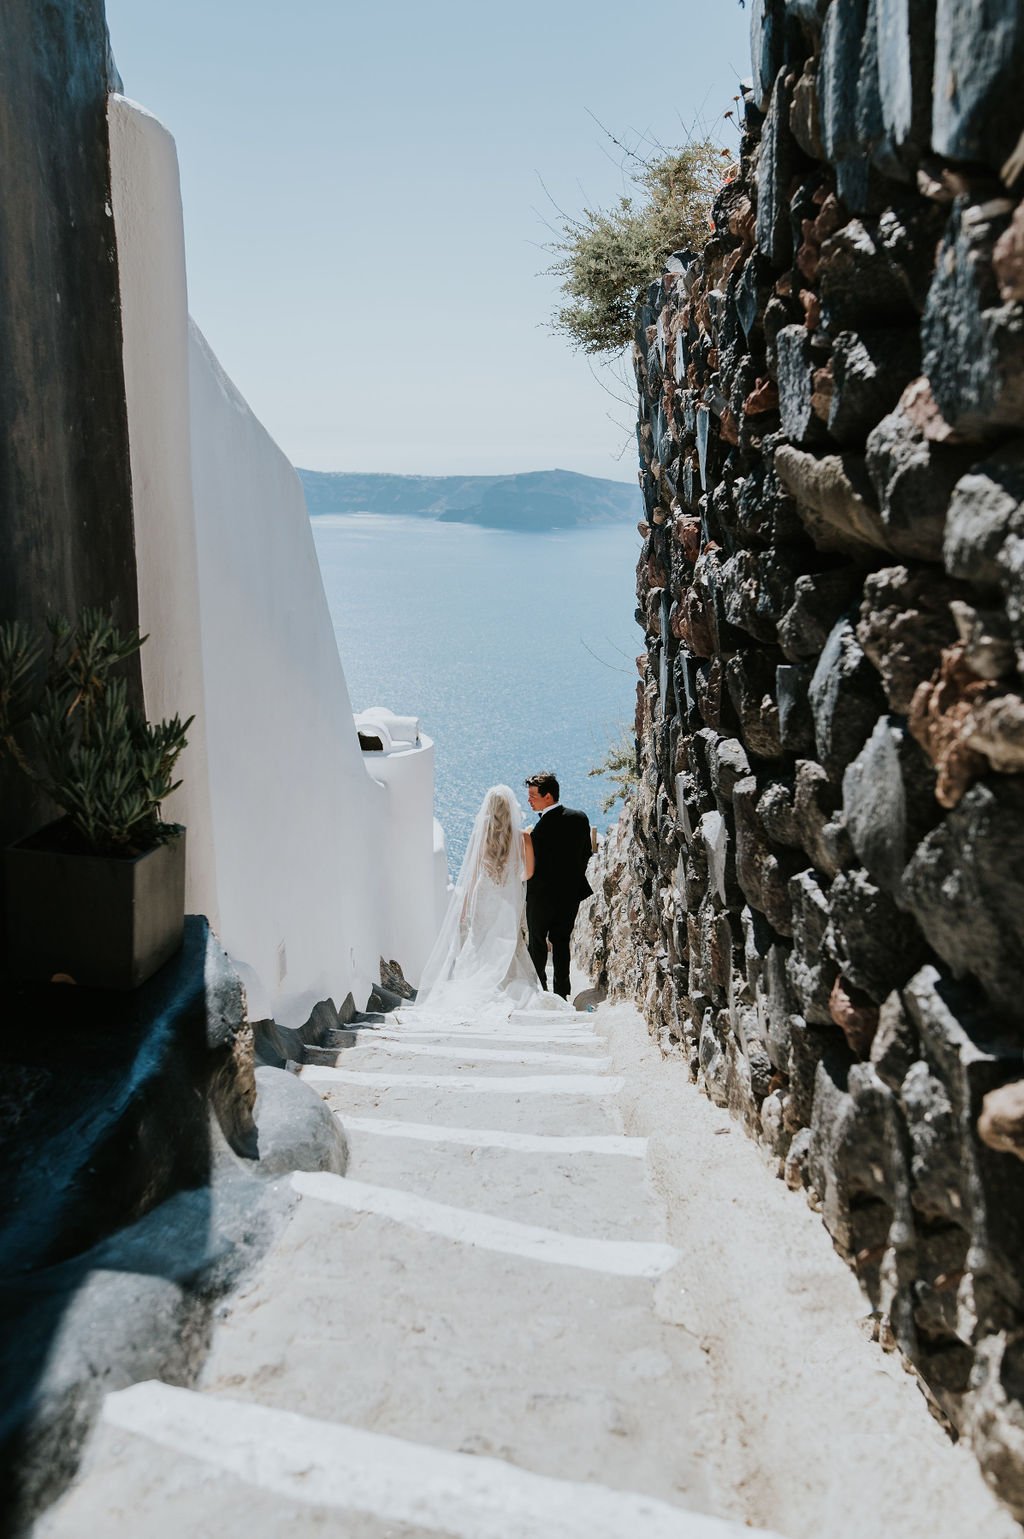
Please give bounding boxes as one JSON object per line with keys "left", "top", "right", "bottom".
{"left": 481, "top": 790, "right": 515, "bottom": 883}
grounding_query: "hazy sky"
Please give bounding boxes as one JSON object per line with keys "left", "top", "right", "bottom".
{"left": 105, "top": 1, "right": 752, "bottom": 481}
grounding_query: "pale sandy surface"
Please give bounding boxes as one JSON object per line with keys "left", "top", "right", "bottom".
{"left": 38, "top": 992, "right": 1019, "bottom": 1539}
{"left": 599, "top": 999, "right": 1020, "bottom": 1539}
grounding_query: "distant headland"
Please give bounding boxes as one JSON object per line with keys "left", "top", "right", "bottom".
{"left": 297, "top": 467, "right": 641, "bottom": 531}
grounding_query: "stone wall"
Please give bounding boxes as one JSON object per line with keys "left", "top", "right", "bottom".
{"left": 577, "top": 0, "right": 1024, "bottom": 1513}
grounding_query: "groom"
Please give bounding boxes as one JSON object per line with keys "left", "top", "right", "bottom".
{"left": 524, "top": 771, "right": 593, "bottom": 1000}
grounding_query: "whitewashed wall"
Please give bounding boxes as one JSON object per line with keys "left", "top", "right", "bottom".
{"left": 108, "top": 95, "right": 436, "bottom": 1023}
{"left": 106, "top": 96, "right": 219, "bottom": 928}
{"left": 356, "top": 733, "right": 441, "bottom": 982}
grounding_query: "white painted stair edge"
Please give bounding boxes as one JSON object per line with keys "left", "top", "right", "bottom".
{"left": 99, "top": 1382, "right": 788, "bottom": 1539}
{"left": 300, "top": 1067, "right": 623, "bottom": 1095}
{"left": 340, "top": 1115, "right": 648, "bottom": 1156}
{"left": 339, "top": 1040, "right": 612, "bottom": 1068}
{"left": 291, "top": 1172, "right": 679, "bottom": 1277}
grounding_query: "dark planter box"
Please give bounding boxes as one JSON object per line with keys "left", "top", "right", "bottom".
{"left": 4, "top": 829, "right": 186, "bottom": 990}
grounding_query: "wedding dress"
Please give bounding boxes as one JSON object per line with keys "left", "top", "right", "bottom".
{"left": 412, "top": 785, "right": 572, "bottom": 1023}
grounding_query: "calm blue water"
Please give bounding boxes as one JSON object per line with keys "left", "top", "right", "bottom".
{"left": 311, "top": 515, "right": 641, "bottom": 871}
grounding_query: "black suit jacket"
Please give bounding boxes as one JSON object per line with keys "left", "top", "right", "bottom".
{"left": 527, "top": 805, "right": 593, "bottom": 907}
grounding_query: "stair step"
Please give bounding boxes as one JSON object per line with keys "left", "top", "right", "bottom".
{"left": 340, "top": 1116, "right": 647, "bottom": 1156}
{"left": 340, "top": 1040, "right": 612, "bottom": 1069}
{"left": 291, "top": 1171, "right": 679, "bottom": 1277}
{"left": 300, "top": 1067, "right": 622, "bottom": 1095}
{"left": 81, "top": 1381, "right": 785, "bottom": 1539}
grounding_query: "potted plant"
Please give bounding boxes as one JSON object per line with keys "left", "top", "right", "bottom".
{"left": 0, "top": 610, "right": 193, "bottom": 989}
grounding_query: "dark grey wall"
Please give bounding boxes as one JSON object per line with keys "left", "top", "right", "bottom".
{"left": 0, "top": 0, "right": 139, "bottom": 844}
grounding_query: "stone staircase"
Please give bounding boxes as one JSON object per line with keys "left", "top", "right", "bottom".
{"left": 37, "top": 1003, "right": 785, "bottom": 1538}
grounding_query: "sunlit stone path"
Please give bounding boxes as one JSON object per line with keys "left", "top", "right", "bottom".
{"left": 38, "top": 1000, "right": 780, "bottom": 1538}
{"left": 39, "top": 1000, "right": 1014, "bottom": 1539}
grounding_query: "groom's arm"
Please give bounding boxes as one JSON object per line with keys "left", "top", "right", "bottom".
{"left": 573, "top": 811, "right": 593, "bottom": 867}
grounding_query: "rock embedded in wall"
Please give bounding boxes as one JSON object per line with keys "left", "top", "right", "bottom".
{"left": 575, "top": 3, "right": 1024, "bottom": 1515}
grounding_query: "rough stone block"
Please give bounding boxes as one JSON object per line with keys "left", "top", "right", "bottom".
{"left": 776, "top": 324, "right": 827, "bottom": 445}
{"left": 750, "top": 0, "right": 786, "bottom": 111}
{"left": 818, "top": 0, "right": 869, "bottom": 164}
{"left": 735, "top": 252, "right": 776, "bottom": 346}
{"left": 902, "top": 965, "right": 1024, "bottom": 1313}
{"left": 674, "top": 768, "right": 714, "bottom": 847}
{"left": 808, "top": 1058, "right": 913, "bottom": 1287}
{"left": 900, "top": 778, "right": 1024, "bottom": 1024}
{"left": 756, "top": 66, "right": 801, "bottom": 269}
{"left": 932, "top": 0, "right": 1024, "bottom": 173}
{"left": 734, "top": 776, "right": 802, "bottom": 935}
{"left": 734, "top": 454, "right": 806, "bottom": 547}
{"left": 877, "top": 0, "right": 937, "bottom": 159}
{"left": 995, "top": 203, "right": 1024, "bottom": 301}
{"left": 725, "top": 649, "right": 784, "bottom": 761}
{"left": 789, "top": 56, "right": 824, "bottom": 160}
{"left": 826, "top": 866, "right": 929, "bottom": 1003}
{"left": 864, "top": 400, "right": 977, "bottom": 561}
{"left": 827, "top": 328, "right": 920, "bottom": 447}
{"left": 922, "top": 199, "right": 1024, "bottom": 437}
{"left": 750, "top": 761, "right": 850, "bottom": 880}
{"left": 695, "top": 728, "right": 751, "bottom": 807}
{"left": 774, "top": 444, "right": 891, "bottom": 559}
{"left": 944, "top": 440, "right": 1024, "bottom": 590}
{"left": 778, "top": 568, "right": 863, "bottom": 661}
{"left": 787, "top": 0, "right": 828, "bottom": 31}
{"left": 776, "top": 663, "right": 816, "bottom": 754}
{"left": 253, "top": 1066, "right": 348, "bottom": 1178}
{"left": 950, "top": 598, "right": 1016, "bottom": 682}
{"left": 809, "top": 616, "right": 888, "bottom": 781}
{"left": 842, "top": 714, "right": 940, "bottom": 894}
{"left": 856, "top": 564, "right": 965, "bottom": 714}
{"left": 788, "top": 868, "right": 834, "bottom": 1024}
{"left": 978, "top": 1082, "right": 1024, "bottom": 1162}
{"left": 818, "top": 218, "right": 916, "bottom": 330}
{"left": 855, "top": 0, "right": 903, "bottom": 181}
{"left": 870, "top": 990, "right": 921, "bottom": 1092}
{"left": 721, "top": 547, "right": 799, "bottom": 645}
{"left": 758, "top": 941, "right": 800, "bottom": 1073}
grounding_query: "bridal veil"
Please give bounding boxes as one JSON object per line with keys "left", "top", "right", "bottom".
{"left": 415, "top": 784, "right": 561, "bottom": 1020}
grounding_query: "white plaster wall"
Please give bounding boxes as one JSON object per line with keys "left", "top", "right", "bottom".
{"left": 186, "top": 321, "right": 391, "bottom": 1022}
{"left": 107, "top": 96, "right": 219, "bottom": 926}
{"left": 359, "top": 735, "right": 441, "bottom": 982}
{"left": 108, "top": 93, "right": 419, "bottom": 1025}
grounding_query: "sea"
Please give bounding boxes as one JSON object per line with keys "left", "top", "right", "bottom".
{"left": 311, "top": 514, "right": 642, "bottom": 873}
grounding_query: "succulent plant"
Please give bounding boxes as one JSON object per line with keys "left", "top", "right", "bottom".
{"left": 0, "top": 610, "right": 192, "bottom": 855}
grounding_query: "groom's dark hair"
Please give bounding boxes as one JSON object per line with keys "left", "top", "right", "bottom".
{"left": 525, "top": 771, "right": 559, "bottom": 801}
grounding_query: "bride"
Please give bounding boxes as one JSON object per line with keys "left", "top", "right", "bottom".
{"left": 413, "top": 785, "right": 572, "bottom": 1021}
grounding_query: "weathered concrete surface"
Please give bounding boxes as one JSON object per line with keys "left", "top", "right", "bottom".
{"left": 39, "top": 1000, "right": 1014, "bottom": 1539}
{"left": 0, "top": 0, "right": 139, "bottom": 846}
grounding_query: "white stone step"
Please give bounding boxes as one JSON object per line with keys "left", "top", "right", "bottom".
{"left": 44, "top": 1381, "right": 785, "bottom": 1539}
{"left": 342, "top": 1121, "right": 654, "bottom": 1238}
{"left": 340, "top": 1039, "right": 612, "bottom": 1069}
{"left": 291, "top": 1172, "right": 678, "bottom": 1276}
{"left": 301, "top": 1067, "right": 621, "bottom": 1095}
{"left": 191, "top": 1195, "right": 710, "bottom": 1505}
{"left": 340, "top": 1116, "right": 646, "bottom": 1156}
{"left": 306, "top": 1071, "right": 623, "bottom": 1135}
{"left": 370, "top": 1027, "right": 603, "bottom": 1048}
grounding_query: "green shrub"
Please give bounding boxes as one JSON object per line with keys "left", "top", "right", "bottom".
{"left": 0, "top": 610, "right": 192, "bottom": 855}
{"left": 589, "top": 727, "right": 640, "bottom": 814}
{"left": 549, "top": 141, "right": 726, "bottom": 355}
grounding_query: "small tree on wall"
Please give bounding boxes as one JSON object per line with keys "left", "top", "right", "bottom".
{"left": 548, "top": 140, "right": 727, "bottom": 356}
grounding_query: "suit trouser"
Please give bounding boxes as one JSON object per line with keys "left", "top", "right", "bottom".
{"left": 526, "top": 895, "right": 581, "bottom": 999}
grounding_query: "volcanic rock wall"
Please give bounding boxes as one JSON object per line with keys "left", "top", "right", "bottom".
{"left": 577, "top": 0, "right": 1024, "bottom": 1512}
